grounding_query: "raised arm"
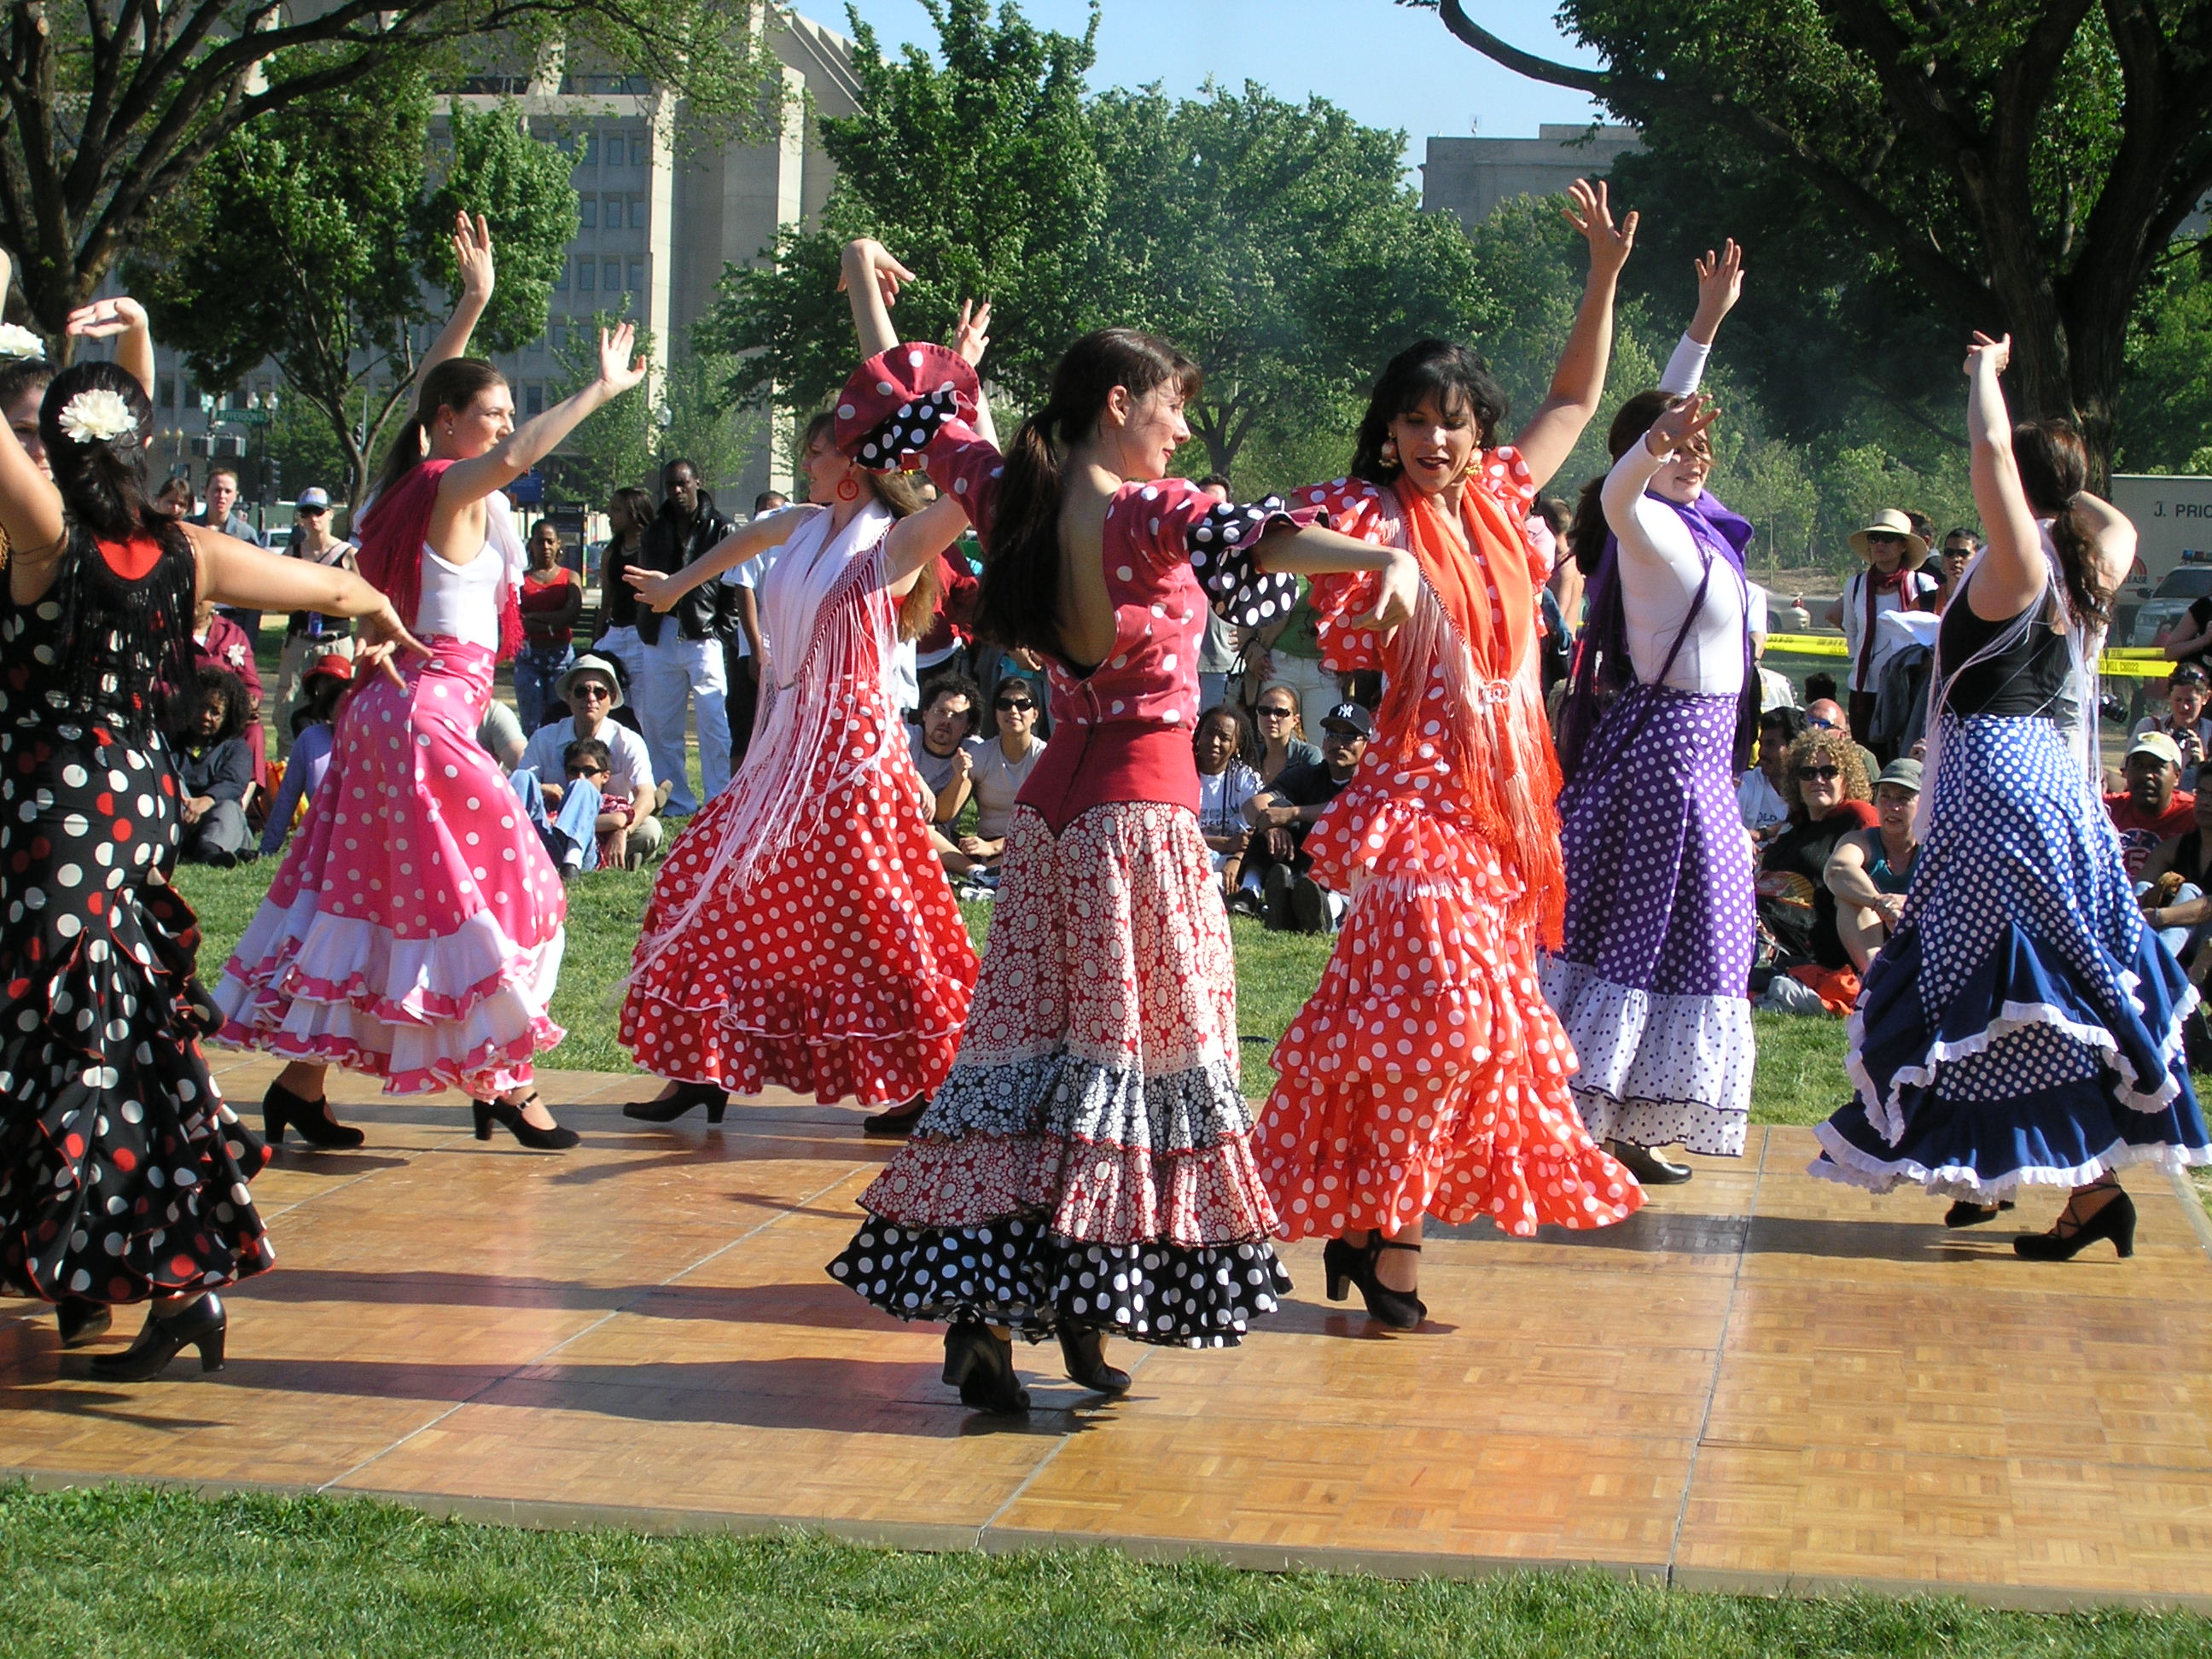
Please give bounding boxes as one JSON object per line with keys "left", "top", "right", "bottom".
{"left": 1511, "top": 178, "right": 1638, "bottom": 490}
{"left": 840, "top": 238, "right": 911, "bottom": 359}
{"left": 950, "top": 298, "right": 1001, "bottom": 451}
{"left": 65, "top": 296, "right": 155, "bottom": 396}
{"left": 422, "top": 212, "right": 497, "bottom": 375}
{"left": 884, "top": 491, "right": 976, "bottom": 586}
{"left": 625, "top": 509, "right": 810, "bottom": 612}
{"left": 1959, "top": 335, "right": 2048, "bottom": 623}
{"left": 0, "top": 394, "right": 67, "bottom": 606}
{"left": 1657, "top": 240, "right": 1744, "bottom": 396}
{"left": 436, "top": 323, "right": 646, "bottom": 512}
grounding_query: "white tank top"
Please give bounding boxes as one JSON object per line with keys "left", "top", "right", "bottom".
{"left": 413, "top": 543, "right": 505, "bottom": 649}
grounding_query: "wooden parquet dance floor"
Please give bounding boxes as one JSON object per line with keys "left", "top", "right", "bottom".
{"left": 6, "top": 1055, "right": 2212, "bottom": 1610}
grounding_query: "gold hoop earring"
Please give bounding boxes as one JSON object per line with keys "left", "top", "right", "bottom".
{"left": 1380, "top": 438, "right": 1399, "bottom": 467}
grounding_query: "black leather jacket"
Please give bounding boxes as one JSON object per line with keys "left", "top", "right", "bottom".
{"left": 635, "top": 501, "right": 738, "bottom": 645}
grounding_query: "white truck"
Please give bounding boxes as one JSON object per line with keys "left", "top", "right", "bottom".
{"left": 2112, "top": 474, "right": 2212, "bottom": 647}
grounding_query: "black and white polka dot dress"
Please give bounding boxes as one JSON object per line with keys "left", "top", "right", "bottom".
{"left": 0, "top": 531, "right": 272, "bottom": 1307}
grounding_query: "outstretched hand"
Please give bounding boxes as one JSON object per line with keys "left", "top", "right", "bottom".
{"left": 837, "top": 239, "right": 916, "bottom": 311}
{"left": 597, "top": 323, "right": 648, "bottom": 396}
{"left": 622, "top": 566, "right": 682, "bottom": 613}
{"left": 1647, "top": 393, "right": 1721, "bottom": 457}
{"left": 1965, "top": 331, "right": 2011, "bottom": 376}
{"left": 1691, "top": 239, "right": 1744, "bottom": 327}
{"left": 1351, "top": 548, "right": 1423, "bottom": 633}
{"left": 356, "top": 601, "right": 430, "bottom": 689}
{"left": 951, "top": 298, "right": 992, "bottom": 368}
{"left": 452, "top": 212, "right": 496, "bottom": 305}
{"left": 1563, "top": 178, "right": 1637, "bottom": 278}
{"left": 64, "top": 295, "right": 148, "bottom": 340}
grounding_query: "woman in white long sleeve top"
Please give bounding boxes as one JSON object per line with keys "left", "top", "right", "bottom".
{"left": 1541, "top": 244, "right": 1761, "bottom": 1185}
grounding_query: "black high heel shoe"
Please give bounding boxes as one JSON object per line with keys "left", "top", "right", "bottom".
{"left": 472, "top": 1095, "right": 581, "bottom": 1150}
{"left": 1944, "top": 1198, "right": 2016, "bottom": 1229}
{"left": 55, "top": 1296, "right": 111, "bottom": 1348}
{"left": 89, "top": 1295, "right": 226, "bottom": 1380}
{"left": 1057, "top": 1324, "right": 1131, "bottom": 1394}
{"left": 942, "top": 1321, "right": 1028, "bottom": 1414}
{"left": 263, "top": 1080, "right": 364, "bottom": 1150}
{"left": 1324, "top": 1235, "right": 1423, "bottom": 1330}
{"left": 621, "top": 1082, "right": 728, "bottom": 1125}
{"left": 2015, "top": 1187, "right": 2136, "bottom": 1260}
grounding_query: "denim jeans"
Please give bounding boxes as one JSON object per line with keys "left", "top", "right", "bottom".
{"left": 511, "top": 767, "right": 602, "bottom": 872}
{"left": 513, "top": 643, "right": 574, "bottom": 736}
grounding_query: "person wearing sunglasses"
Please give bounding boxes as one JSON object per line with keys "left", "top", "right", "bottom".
{"left": 1250, "top": 682, "right": 1320, "bottom": 786}
{"left": 1754, "top": 721, "right": 1877, "bottom": 980}
{"left": 940, "top": 675, "right": 1046, "bottom": 879}
{"left": 515, "top": 654, "right": 661, "bottom": 869}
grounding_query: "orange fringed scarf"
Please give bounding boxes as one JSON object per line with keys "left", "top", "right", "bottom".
{"left": 1392, "top": 474, "right": 1567, "bottom": 949}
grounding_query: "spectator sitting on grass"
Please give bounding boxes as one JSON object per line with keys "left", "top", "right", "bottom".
{"left": 2135, "top": 785, "right": 2212, "bottom": 969}
{"left": 2106, "top": 731, "right": 2195, "bottom": 879}
{"left": 189, "top": 594, "right": 268, "bottom": 794}
{"left": 513, "top": 737, "right": 617, "bottom": 879}
{"left": 168, "top": 664, "right": 254, "bottom": 868}
{"left": 1755, "top": 727, "right": 1876, "bottom": 973}
{"left": 516, "top": 655, "right": 661, "bottom": 870}
{"left": 1825, "top": 758, "right": 1922, "bottom": 972}
{"left": 940, "top": 674, "right": 1043, "bottom": 876}
{"left": 909, "top": 672, "right": 982, "bottom": 832}
{"left": 1803, "top": 695, "right": 1880, "bottom": 786}
{"left": 1739, "top": 706, "right": 1808, "bottom": 843}
{"left": 1251, "top": 681, "right": 1322, "bottom": 787}
{"left": 258, "top": 653, "right": 353, "bottom": 858}
{"left": 477, "top": 697, "right": 527, "bottom": 774}
{"left": 1195, "top": 704, "right": 1263, "bottom": 901}
{"left": 1239, "top": 701, "right": 1369, "bottom": 933}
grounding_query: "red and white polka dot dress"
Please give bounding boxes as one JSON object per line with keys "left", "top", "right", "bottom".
{"left": 619, "top": 569, "right": 976, "bottom": 1106}
{"left": 1254, "top": 466, "right": 1642, "bottom": 1239}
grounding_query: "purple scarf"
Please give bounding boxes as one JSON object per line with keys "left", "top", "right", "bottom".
{"left": 1556, "top": 487, "right": 1758, "bottom": 783}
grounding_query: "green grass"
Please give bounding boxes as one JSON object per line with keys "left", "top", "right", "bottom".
{"left": 178, "top": 862, "right": 1867, "bottom": 1108}
{"left": 2, "top": 1486, "right": 2206, "bottom": 1659}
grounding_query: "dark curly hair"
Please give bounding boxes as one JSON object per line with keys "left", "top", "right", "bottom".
{"left": 173, "top": 663, "right": 251, "bottom": 746}
{"left": 1348, "top": 339, "right": 1511, "bottom": 486}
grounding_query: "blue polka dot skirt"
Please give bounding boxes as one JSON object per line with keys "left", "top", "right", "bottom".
{"left": 1814, "top": 713, "right": 2212, "bottom": 1197}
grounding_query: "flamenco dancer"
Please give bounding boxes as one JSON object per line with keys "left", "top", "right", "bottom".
{"left": 1, "top": 345, "right": 421, "bottom": 1378}
{"left": 216, "top": 242, "right": 646, "bottom": 1151}
{"left": 616, "top": 391, "right": 980, "bottom": 1125}
{"left": 826, "top": 237, "right": 1421, "bottom": 1411}
{"left": 1813, "top": 335, "right": 2209, "bottom": 1250}
{"left": 1543, "top": 242, "right": 1759, "bottom": 1185}
{"left": 1254, "top": 180, "right": 1645, "bottom": 1330}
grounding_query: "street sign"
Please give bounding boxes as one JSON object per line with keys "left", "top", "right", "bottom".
{"left": 213, "top": 409, "right": 271, "bottom": 427}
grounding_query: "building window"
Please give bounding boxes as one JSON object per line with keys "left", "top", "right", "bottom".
{"left": 525, "top": 384, "right": 544, "bottom": 417}
{"left": 606, "top": 125, "right": 626, "bottom": 162}
{"left": 550, "top": 320, "right": 567, "bottom": 351}
{"left": 157, "top": 375, "right": 176, "bottom": 408}
{"left": 581, "top": 132, "right": 598, "bottom": 166}
{"left": 578, "top": 261, "right": 596, "bottom": 292}
{"left": 603, "top": 260, "right": 621, "bottom": 291}
{"left": 629, "top": 195, "right": 646, "bottom": 229}
{"left": 553, "top": 259, "right": 568, "bottom": 292}
{"left": 526, "top": 332, "right": 543, "bottom": 356}
{"left": 630, "top": 134, "right": 649, "bottom": 166}
{"left": 602, "top": 195, "right": 621, "bottom": 230}
{"left": 579, "top": 196, "right": 597, "bottom": 230}
{"left": 628, "top": 259, "right": 644, "bottom": 292}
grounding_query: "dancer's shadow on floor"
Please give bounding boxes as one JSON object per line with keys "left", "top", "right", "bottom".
{"left": 1427, "top": 1208, "right": 1970, "bottom": 1262}
{"left": 229, "top": 1269, "right": 932, "bottom": 1332}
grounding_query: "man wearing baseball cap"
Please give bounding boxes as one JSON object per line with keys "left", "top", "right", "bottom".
{"left": 1238, "top": 701, "right": 1370, "bottom": 933}
{"left": 2107, "top": 731, "right": 2195, "bottom": 877}
{"left": 1825, "top": 757, "right": 1922, "bottom": 972}
{"left": 272, "top": 486, "right": 359, "bottom": 744}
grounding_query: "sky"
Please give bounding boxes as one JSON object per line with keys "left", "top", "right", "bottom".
{"left": 821, "top": 0, "right": 1608, "bottom": 167}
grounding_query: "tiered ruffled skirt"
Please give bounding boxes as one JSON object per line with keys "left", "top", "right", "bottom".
{"left": 214, "top": 640, "right": 565, "bottom": 1097}
{"left": 830, "top": 801, "right": 1290, "bottom": 1347}
{"left": 1542, "top": 685, "right": 1755, "bottom": 1155}
{"left": 619, "top": 747, "right": 975, "bottom": 1105}
{"left": 0, "top": 679, "right": 271, "bottom": 1304}
{"left": 1255, "top": 787, "right": 1643, "bottom": 1237}
{"left": 1816, "top": 714, "right": 2211, "bottom": 1196}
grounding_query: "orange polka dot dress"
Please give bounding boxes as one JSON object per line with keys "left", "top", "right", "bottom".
{"left": 1254, "top": 468, "right": 1644, "bottom": 1239}
{"left": 620, "top": 509, "right": 976, "bottom": 1106}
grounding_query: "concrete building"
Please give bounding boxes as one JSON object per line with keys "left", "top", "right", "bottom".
{"left": 1420, "top": 124, "right": 1644, "bottom": 232}
{"left": 142, "top": 8, "right": 859, "bottom": 515}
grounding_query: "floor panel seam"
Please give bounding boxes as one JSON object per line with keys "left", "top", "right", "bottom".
{"left": 1662, "top": 1127, "right": 1766, "bottom": 1590}
{"left": 317, "top": 1164, "right": 868, "bottom": 1495}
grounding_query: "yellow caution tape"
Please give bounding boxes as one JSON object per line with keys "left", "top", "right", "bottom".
{"left": 1760, "top": 631, "right": 2170, "bottom": 678}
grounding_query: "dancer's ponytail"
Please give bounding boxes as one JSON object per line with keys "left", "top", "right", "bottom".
{"left": 974, "top": 328, "right": 1200, "bottom": 658}
{"left": 2012, "top": 418, "right": 2109, "bottom": 626}
{"left": 366, "top": 358, "right": 506, "bottom": 522}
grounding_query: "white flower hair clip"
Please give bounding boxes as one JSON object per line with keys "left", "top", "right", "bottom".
{"left": 56, "top": 387, "right": 137, "bottom": 445}
{"left": 0, "top": 323, "right": 44, "bottom": 362}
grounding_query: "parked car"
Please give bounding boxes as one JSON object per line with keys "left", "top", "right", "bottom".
{"left": 2131, "top": 564, "right": 2212, "bottom": 648}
